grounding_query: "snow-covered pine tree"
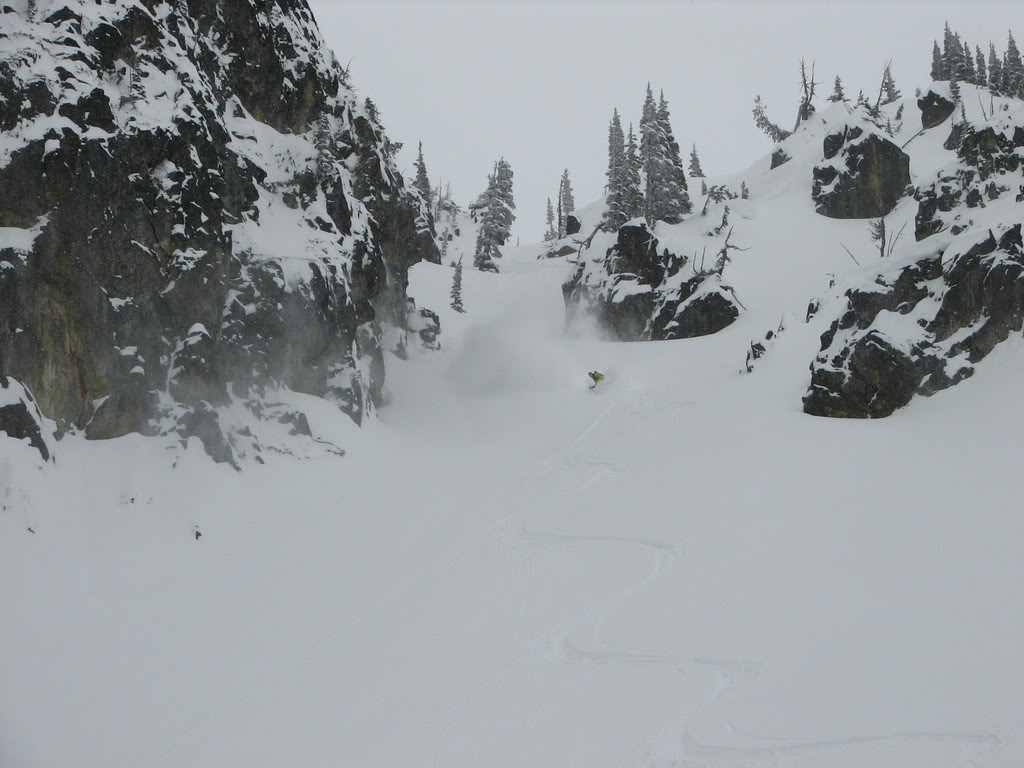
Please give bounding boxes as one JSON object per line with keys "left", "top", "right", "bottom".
{"left": 559, "top": 169, "right": 575, "bottom": 218}
{"left": 989, "top": 43, "right": 1004, "bottom": 93}
{"left": 941, "top": 23, "right": 957, "bottom": 80}
{"left": 544, "top": 197, "right": 557, "bottom": 241}
{"left": 652, "top": 90, "right": 691, "bottom": 223}
{"left": 950, "top": 71, "right": 961, "bottom": 103}
{"left": 473, "top": 227, "right": 499, "bottom": 273}
{"left": 931, "top": 41, "right": 943, "bottom": 81}
{"left": 752, "top": 95, "right": 791, "bottom": 143}
{"left": 700, "top": 179, "right": 708, "bottom": 196}
{"left": 603, "top": 109, "right": 628, "bottom": 231}
{"left": 471, "top": 159, "right": 515, "bottom": 270}
{"left": 26, "top": 0, "right": 36, "bottom": 20}
{"left": 413, "top": 142, "right": 433, "bottom": 207}
{"left": 639, "top": 83, "right": 661, "bottom": 224}
{"left": 961, "top": 39, "right": 975, "bottom": 83}
{"left": 363, "top": 97, "right": 379, "bottom": 122}
{"left": 741, "top": 181, "right": 749, "bottom": 199}
{"left": 491, "top": 158, "right": 515, "bottom": 248}
{"left": 1007, "top": 31, "right": 1024, "bottom": 91}
{"left": 688, "top": 144, "right": 705, "bottom": 177}
{"left": 450, "top": 257, "right": 465, "bottom": 313}
{"left": 827, "top": 76, "right": 846, "bottom": 103}
{"left": 624, "top": 123, "right": 643, "bottom": 221}
{"left": 556, "top": 193, "right": 563, "bottom": 238}
{"left": 881, "top": 64, "right": 901, "bottom": 105}
{"left": 976, "top": 45, "right": 988, "bottom": 87}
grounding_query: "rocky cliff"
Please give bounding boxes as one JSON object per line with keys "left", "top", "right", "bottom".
{"left": 805, "top": 87, "right": 1024, "bottom": 417}
{"left": 0, "top": 0, "right": 439, "bottom": 463}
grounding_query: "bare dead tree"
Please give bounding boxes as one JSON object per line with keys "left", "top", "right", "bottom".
{"left": 714, "top": 227, "right": 749, "bottom": 275}
{"left": 793, "top": 59, "right": 819, "bottom": 132}
{"left": 840, "top": 243, "right": 861, "bottom": 265}
{"left": 885, "top": 220, "right": 908, "bottom": 258}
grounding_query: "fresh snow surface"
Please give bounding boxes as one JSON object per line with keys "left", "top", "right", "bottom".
{"left": 3, "top": 96, "right": 1024, "bottom": 767}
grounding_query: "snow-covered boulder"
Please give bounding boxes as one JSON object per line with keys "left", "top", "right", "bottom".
{"left": 0, "top": 376, "right": 51, "bottom": 460}
{"left": 563, "top": 223, "right": 740, "bottom": 341}
{"left": 918, "top": 89, "right": 956, "bottom": 129}
{"left": 812, "top": 125, "right": 911, "bottom": 219}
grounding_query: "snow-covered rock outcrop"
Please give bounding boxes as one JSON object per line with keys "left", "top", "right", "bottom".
{"left": 563, "top": 222, "right": 741, "bottom": 341}
{"left": 0, "top": 0, "right": 438, "bottom": 463}
{"left": 812, "top": 124, "right": 912, "bottom": 219}
{"left": 0, "top": 375, "right": 51, "bottom": 460}
{"left": 805, "top": 88, "right": 1024, "bottom": 417}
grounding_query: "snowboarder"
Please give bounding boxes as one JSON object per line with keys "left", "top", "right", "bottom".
{"left": 193, "top": 525, "right": 202, "bottom": 541}
{"left": 588, "top": 371, "right": 605, "bottom": 389}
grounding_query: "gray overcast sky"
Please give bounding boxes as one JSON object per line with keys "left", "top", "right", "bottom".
{"left": 308, "top": 0, "right": 1024, "bottom": 242}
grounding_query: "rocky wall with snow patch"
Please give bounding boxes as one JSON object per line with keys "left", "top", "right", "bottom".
{"left": 804, "top": 94, "right": 1024, "bottom": 418}
{"left": 0, "top": 0, "right": 438, "bottom": 462}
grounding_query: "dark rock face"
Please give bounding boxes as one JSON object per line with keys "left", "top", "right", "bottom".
{"left": 0, "top": 1, "right": 439, "bottom": 463}
{"left": 812, "top": 128, "right": 911, "bottom": 219}
{"left": 564, "top": 215, "right": 581, "bottom": 236}
{"left": 541, "top": 244, "right": 576, "bottom": 259}
{"left": 918, "top": 90, "right": 955, "bottom": 129}
{"left": 0, "top": 377, "right": 50, "bottom": 460}
{"left": 804, "top": 227, "right": 1024, "bottom": 418}
{"left": 915, "top": 122, "right": 1024, "bottom": 241}
{"left": 563, "top": 224, "right": 740, "bottom": 341}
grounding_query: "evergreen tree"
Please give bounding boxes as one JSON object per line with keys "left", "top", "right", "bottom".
{"left": 941, "top": 22, "right": 957, "bottom": 80}
{"left": 1008, "top": 31, "right": 1023, "bottom": 74}
{"left": 26, "top": 0, "right": 36, "bottom": 20}
{"left": 556, "top": 194, "right": 563, "bottom": 238}
{"left": 881, "top": 65, "right": 901, "bottom": 105}
{"left": 623, "top": 123, "right": 643, "bottom": 221}
{"left": 961, "top": 38, "right": 976, "bottom": 83}
{"left": 741, "top": 181, "right": 749, "bottom": 199}
{"left": 473, "top": 227, "right": 499, "bottom": 273}
{"left": 471, "top": 159, "right": 515, "bottom": 271}
{"left": 413, "top": 142, "right": 432, "bottom": 206}
{"left": 559, "top": 169, "right": 575, "bottom": 217}
{"left": 639, "top": 83, "right": 661, "bottom": 224}
{"left": 752, "top": 95, "right": 791, "bottom": 142}
{"left": 950, "top": 71, "right": 961, "bottom": 103}
{"left": 989, "top": 43, "right": 1004, "bottom": 93}
{"left": 603, "top": 109, "right": 628, "bottom": 231}
{"left": 976, "top": 45, "right": 988, "bottom": 87}
{"left": 450, "top": 258, "right": 465, "bottom": 313}
{"left": 688, "top": 144, "right": 705, "bottom": 177}
{"left": 931, "top": 41, "right": 943, "bottom": 81}
{"left": 363, "top": 98, "right": 380, "bottom": 123}
{"left": 544, "top": 197, "right": 557, "bottom": 241}
{"left": 827, "top": 76, "right": 846, "bottom": 103}
{"left": 649, "top": 90, "right": 691, "bottom": 223}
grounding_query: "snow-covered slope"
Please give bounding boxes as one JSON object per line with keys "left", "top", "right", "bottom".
{"left": 3, "top": 240, "right": 1022, "bottom": 767}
